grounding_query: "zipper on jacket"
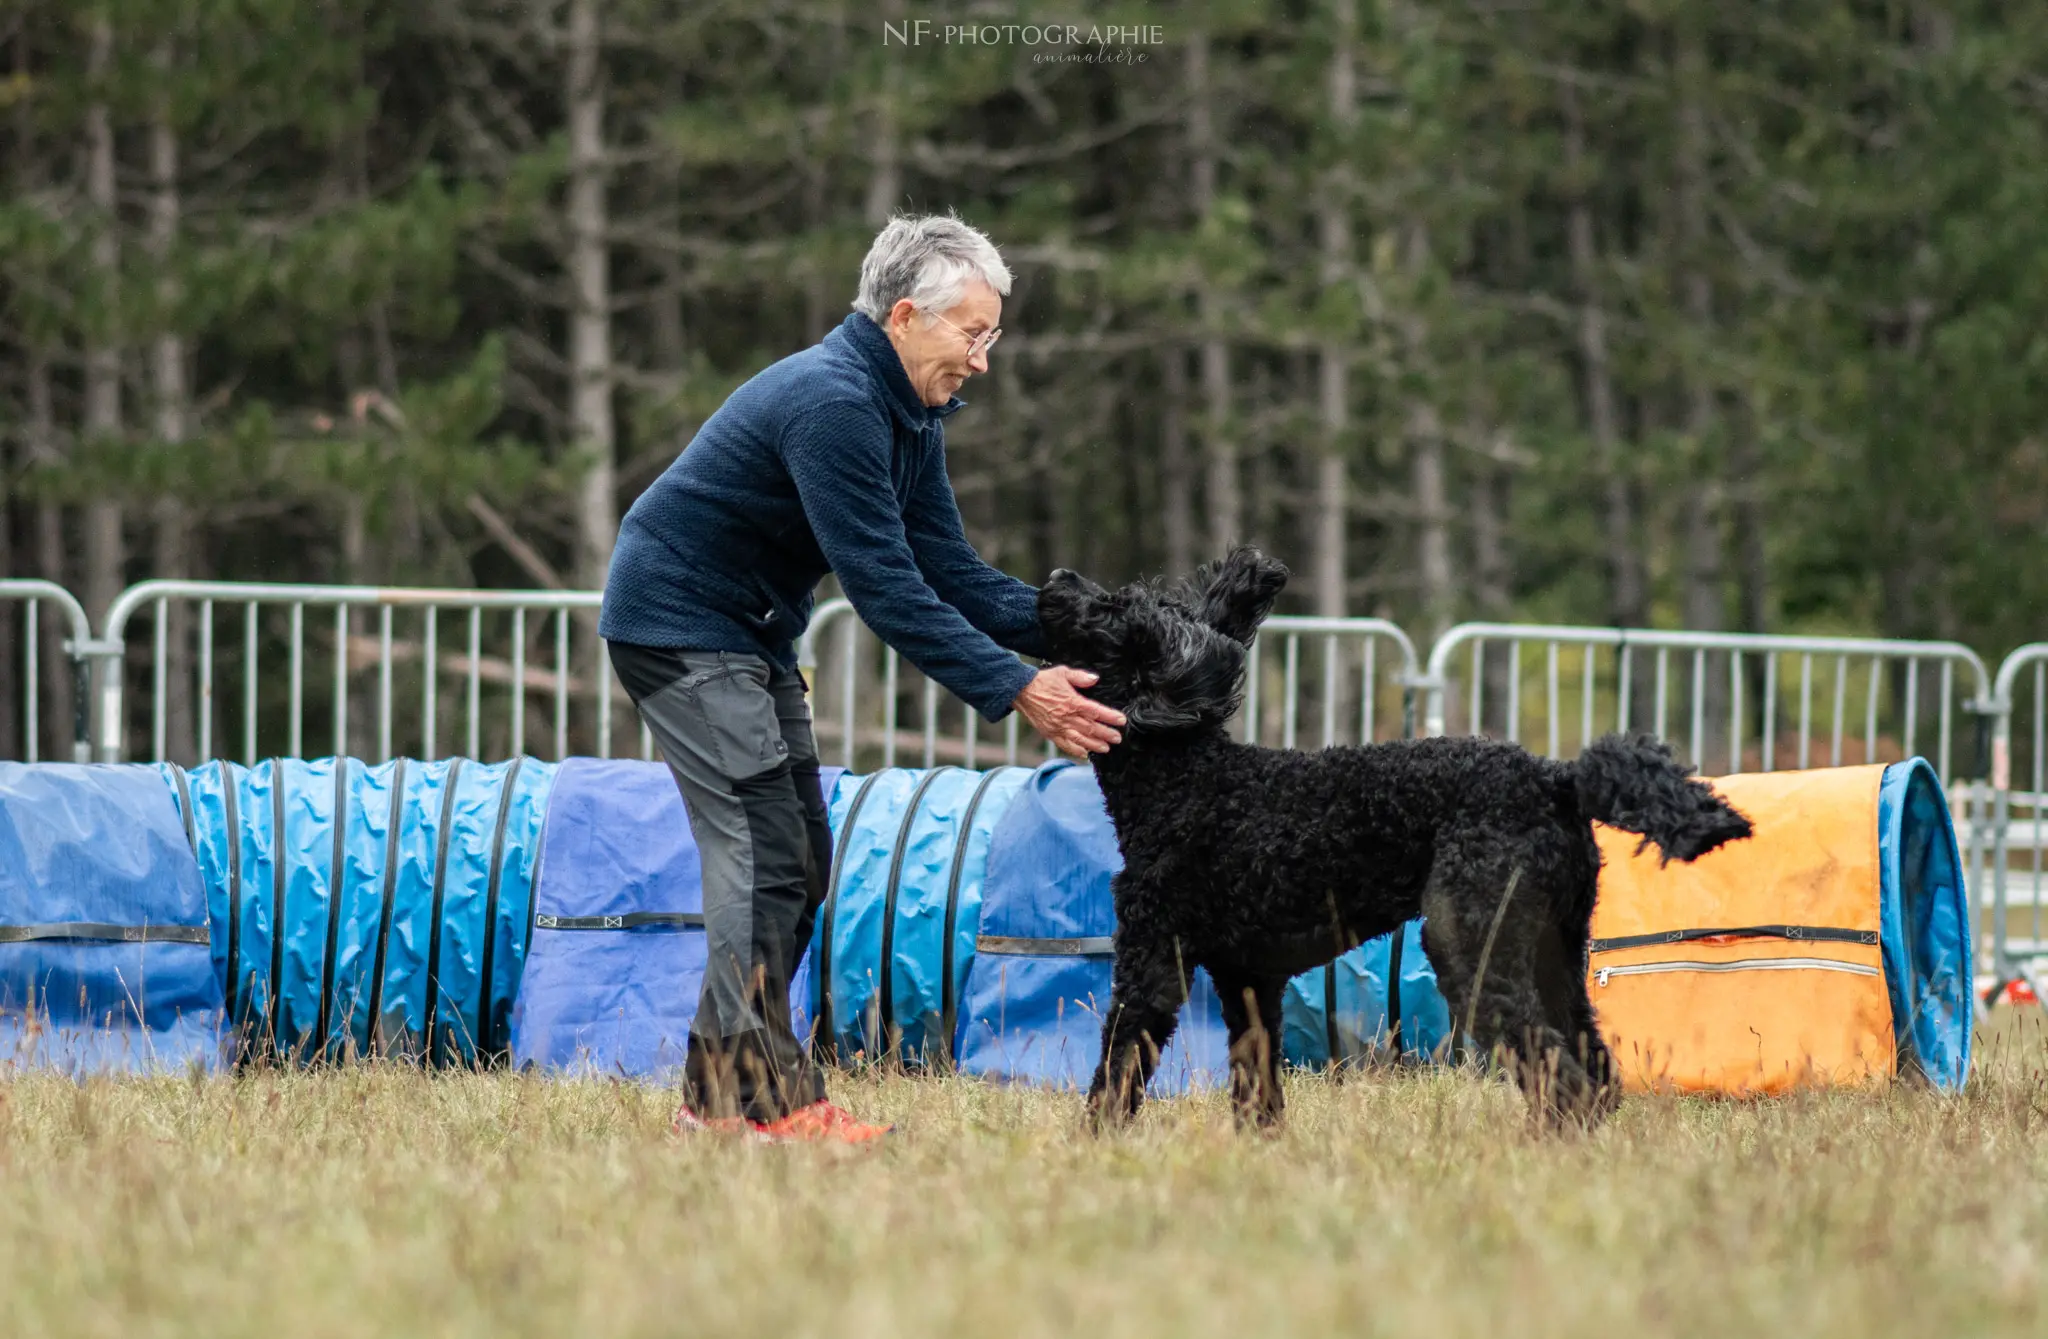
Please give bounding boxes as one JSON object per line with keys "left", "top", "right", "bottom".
{"left": 1595, "top": 957, "right": 1881, "bottom": 987}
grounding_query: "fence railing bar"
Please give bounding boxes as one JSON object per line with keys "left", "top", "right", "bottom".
{"left": 244, "top": 603, "right": 258, "bottom": 766}
{"left": 1843, "top": 659, "right": 1859, "bottom": 769}
{"left": 1904, "top": 659, "right": 1920, "bottom": 763}
{"left": 152, "top": 597, "right": 168, "bottom": 762}
{"left": 289, "top": 602, "right": 304, "bottom": 760}
{"left": 1865, "top": 656, "right": 1880, "bottom": 767}
{"left": 1283, "top": 634, "right": 1300, "bottom": 751}
{"left": 1469, "top": 641, "right": 1484, "bottom": 738}
{"left": 1617, "top": 645, "right": 1632, "bottom": 735}
{"left": 21, "top": 599, "right": 37, "bottom": 765}
{"left": 1689, "top": 648, "right": 1705, "bottom": 769}
{"left": 1729, "top": 649, "right": 1743, "bottom": 774}
{"left": 1321, "top": 635, "right": 1339, "bottom": 750}
{"left": 1761, "top": 651, "right": 1776, "bottom": 773}
{"left": 1798, "top": 654, "right": 1812, "bottom": 773}
{"left": 554, "top": 608, "right": 569, "bottom": 764}
{"left": 379, "top": 605, "right": 394, "bottom": 764}
{"left": 882, "top": 648, "right": 898, "bottom": 769}
{"left": 1506, "top": 641, "right": 1522, "bottom": 746}
{"left": 1546, "top": 641, "right": 1559, "bottom": 758}
{"left": 423, "top": 607, "right": 439, "bottom": 763}
{"left": 1938, "top": 659, "right": 1953, "bottom": 785}
{"left": 467, "top": 607, "right": 481, "bottom": 761}
{"left": 333, "top": 603, "right": 349, "bottom": 759}
{"left": 1580, "top": 644, "right": 1594, "bottom": 754}
{"left": 198, "top": 600, "right": 214, "bottom": 765}
{"left": 1246, "top": 637, "right": 1264, "bottom": 744}
{"left": 510, "top": 607, "right": 526, "bottom": 758}
{"left": 1362, "top": 638, "right": 1377, "bottom": 744}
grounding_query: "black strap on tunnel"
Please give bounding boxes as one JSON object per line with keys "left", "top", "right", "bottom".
{"left": 1385, "top": 926, "right": 1405, "bottom": 1060}
{"left": 169, "top": 765, "right": 198, "bottom": 855}
{"left": 815, "top": 771, "right": 884, "bottom": 1056}
{"left": 314, "top": 758, "right": 351, "bottom": 1059}
{"left": 476, "top": 757, "right": 527, "bottom": 1058}
{"left": 875, "top": 767, "right": 955, "bottom": 1057}
{"left": 1589, "top": 924, "right": 1879, "bottom": 954}
{"left": 534, "top": 911, "right": 705, "bottom": 930}
{"left": 422, "top": 757, "right": 466, "bottom": 1067}
{"left": 219, "top": 762, "right": 245, "bottom": 1031}
{"left": 364, "top": 758, "right": 407, "bottom": 1057}
{"left": 0, "top": 923, "right": 210, "bottom": 944}
{"left": 268, "top": 759, "right": 289, "bottom": 1051}
{"left": 939, "top": 766, "right": 1018, "bottom": 1061}
{"left": 1323, "top": 962, "right": 1341, "bottom": 1069}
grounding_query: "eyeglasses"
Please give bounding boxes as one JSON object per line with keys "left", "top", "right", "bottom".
{"left": 926, "top": 310, "right": 1003, "bottom": 358}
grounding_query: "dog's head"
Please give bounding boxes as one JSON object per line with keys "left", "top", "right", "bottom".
{"left": 1036, "top": 546, "right": 1290, "bottom": 739}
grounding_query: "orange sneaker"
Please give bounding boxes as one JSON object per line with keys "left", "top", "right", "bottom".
{"left": 671, "top": 1102, "right": 771, "bottom": 1142}
{"left": 757, "top": 1100, "right": 894, "bottom": 1145}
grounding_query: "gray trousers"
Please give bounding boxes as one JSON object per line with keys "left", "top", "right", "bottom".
{"left": 609, "top": 644, "right": 830, "bottom": 1121}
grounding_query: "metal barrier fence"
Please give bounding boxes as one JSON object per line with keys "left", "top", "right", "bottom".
{"left": 1422, "top": 622, "right": 2003, "bottom": 986}
{"left": 93, "top": 581, "right": 655, "bottom": 765}
{"left": 1988, "top": 645, "right": 2048, "bottom": 1000}
{"left": 35, "top": 574, "right": 2048, "bottom": 997}
{"left": 800, "top": 599, "right": 1423, "bottom": 772}
{"left": 0, "top": 579, "right": 95, "bottom": 763}
{"left": 1422, "top": 623, "right": 1995, "bottom": 783}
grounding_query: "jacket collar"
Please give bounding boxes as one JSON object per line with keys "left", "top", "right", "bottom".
{"left": 840, "top": 313, "right": 966, "bottom": 428}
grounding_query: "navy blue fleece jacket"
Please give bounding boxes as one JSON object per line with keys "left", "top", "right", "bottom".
{"left": 598, "top": 312, "right": 1048, "bottom": 721}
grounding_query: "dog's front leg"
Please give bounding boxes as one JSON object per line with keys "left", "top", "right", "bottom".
{"left": 1085, "top": 928, "right": 1187, "bottom": 1132}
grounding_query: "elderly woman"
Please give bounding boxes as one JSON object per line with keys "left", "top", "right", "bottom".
{"left": 598, "top": 214, "right": 1125, "bottom": 1143}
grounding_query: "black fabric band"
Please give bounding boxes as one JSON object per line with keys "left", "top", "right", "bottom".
{"left": 219, "top": 762, "right": 244, "bottom": 1030}
{"left": 1590, "top": 925, "right": 1879, "bottom": 954}
{"left": 268, "top": 760, "right": 288, "bottom": 1045}
{"left": 940, "top": 767, "right": 1017, "bottom": 1060}
{"left": 314, "top": 758, "right": 350, "bottom": 1056}
{"left": 816, "top": 771, "right": 884, "bottom": 1054}
{"left": 170, "top": 765, "right": 198, "bottom": 855}
{"left": 1385, "top": 927, "right": 1405, "bottom": 1059}
{"left": 423, "top": 758, "right": 465, "bottom": 1066}
{"left": 877, "top": 767, "right": 953, "bottom": 1051}
{"left": 365, "top": 758, "right": 407, "bottom": 1055}
{"left": 1323, "top": 962, "right": 1341, "bottom": 1067}
{"left": 533, "top": 911, "right": 706, "bottom": 931}
{"left": 976, "top": 934, "right": 1116, "bottom": 957}
{"left": 0, "top": 923, "right": 210, "bottom": 945}
{"left": 477, "top": 756, "right": 526, "bottom": 1055}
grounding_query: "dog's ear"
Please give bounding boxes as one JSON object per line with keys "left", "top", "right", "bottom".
{"left": 1195, "top": 546, "right": 1289, "bottom": 646}
{"left": 1118, "top": 607, "right": 1244, "bottom": 734}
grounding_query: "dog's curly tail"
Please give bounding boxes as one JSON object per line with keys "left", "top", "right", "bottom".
{"left": 1570, "top": 733, "right": 1754, "bottom": 866}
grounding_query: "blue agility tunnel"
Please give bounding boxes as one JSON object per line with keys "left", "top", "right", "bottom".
{"left": 1280, "top": 920, "right": 1455, "bottom": 1070}
{"left": 0, "top": 752, "right": 1972, "bottom": 1092}
{"left": 1879, "top": 758, "right": 1973, "bottom": 1089}
{"left": 168, "top": 757, "right": 555, "bottom": 1064}
{"left": 507, "top": 758, "right": 844, "bottom": 1077}
{"left": 809, "top": 764, "right": 1033, "bottom": 1064}
{"left": 0, "top": 763, "right": 225, "bottom": 1074}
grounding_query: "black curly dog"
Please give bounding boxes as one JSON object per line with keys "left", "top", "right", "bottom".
{"left": 1037, "top": 546, "right": 1754, "bottom": 1131}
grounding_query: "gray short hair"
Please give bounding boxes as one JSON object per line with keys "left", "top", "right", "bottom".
{"left": 852, "top": 213, "right": 1013, "bottom": 324}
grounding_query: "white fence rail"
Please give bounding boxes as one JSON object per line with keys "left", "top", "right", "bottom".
{"left": 0, "top": 579, "right": 95, "bottom": 763}
{"left": 93, "top": 581, "right": 649, "bottom": 765}
{"left": 23, "top": 573, "right": 2048, "bottom": 1001}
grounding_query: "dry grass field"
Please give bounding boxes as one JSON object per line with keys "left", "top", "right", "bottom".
{"left": 4, "top": 1016, "right": 2048, "bottom": 1339}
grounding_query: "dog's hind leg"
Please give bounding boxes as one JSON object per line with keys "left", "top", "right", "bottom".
{"left": 1211, "top": 968, "right": 1287, "bottom": 1130}
{"left": 1533, "top": 866, "right": 1621, "bottom": 1117}
{"left": 1420, "top": 850, "right": 1607, "bottom": 1129}
{"left": 1086, "top": 927, "right": 1187, "bottom": 1130}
